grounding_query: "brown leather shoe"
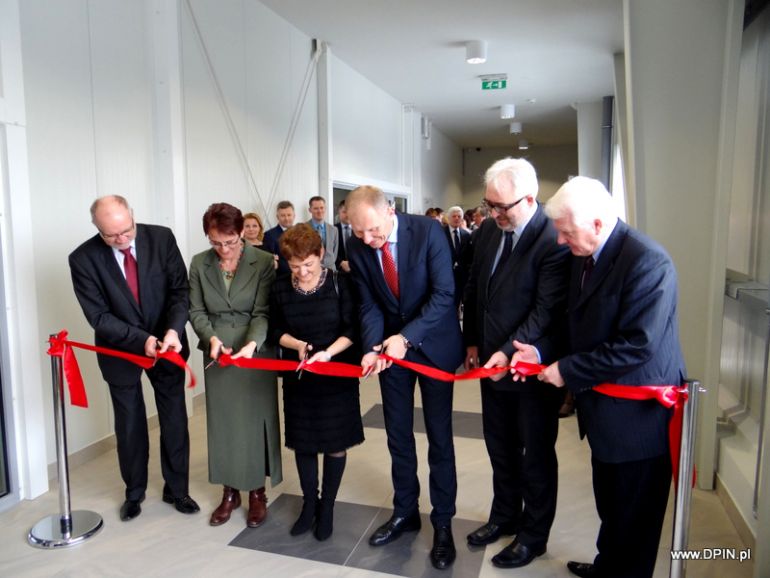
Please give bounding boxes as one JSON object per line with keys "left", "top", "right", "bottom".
{"left": 247, "top": 488, "right": 268, "bottom": 528}
{"left": 209, "top": 486, "right": 241, "bottom": 526}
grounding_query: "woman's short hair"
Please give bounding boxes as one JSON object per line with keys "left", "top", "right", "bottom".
{"left": 242, "top": 212, "right": 265, "bottom": 241}
{"left": 202, "top": 203, "right": 244, "bottom": 236}
{"left": 279, "top": 223, "right": 323, "bottom": 261}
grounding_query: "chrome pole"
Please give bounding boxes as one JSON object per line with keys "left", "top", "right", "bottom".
{"left": 670, "top": 379, "right": 701, "bottom": 578}
{"left": 28, "top": 336, "right": 103, "bottom": 548}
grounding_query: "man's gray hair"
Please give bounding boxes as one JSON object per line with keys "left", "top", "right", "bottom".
{"left": 447, "top": 206, "right": 463, "bottom": 217}
{"left": 545, "top": 176, "right": 617, "bottom": 229}
{"left": 484, "top": 158, "right": 539, "bottom": 199}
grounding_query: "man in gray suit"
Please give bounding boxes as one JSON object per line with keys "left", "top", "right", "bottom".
{"left": 308, "top": 196, "right": 338, "bottom": 271}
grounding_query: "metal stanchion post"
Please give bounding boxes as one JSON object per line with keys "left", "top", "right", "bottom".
{"left": 670, "top": 379, "right": 701, "bottom": 578}
{"left": 28, "top": 337, "right": 103, "bottom": 548}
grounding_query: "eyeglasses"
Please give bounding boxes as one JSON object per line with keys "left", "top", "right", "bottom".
{"left": 208, "top": 236, "right": 242, "bottom": 249}
{"left": 99, "top": 220, "right": 135, "bottom": 241}
{"left": 482, "top": 197, "right": 527, "bottom": 213}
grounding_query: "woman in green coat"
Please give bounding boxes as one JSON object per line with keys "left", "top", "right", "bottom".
{"left": 189, "top": 202, "right": 282, "bottom": 528}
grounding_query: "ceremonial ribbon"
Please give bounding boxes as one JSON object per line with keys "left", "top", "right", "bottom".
{"left": 509, "top": 359, "right": 692, "bottom": 486}
{"left": 47, "top": 330, "right": 197, "bottom": 408}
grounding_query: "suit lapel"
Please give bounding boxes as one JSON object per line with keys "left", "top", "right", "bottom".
{"left": 574, "top": 221, "right": 627, "bottom": 309}
{"left": 229, "top": 245, "right": 258, "bottom": 301}
{"left": 203, "top": 249, "right": 230, "bottom": 305}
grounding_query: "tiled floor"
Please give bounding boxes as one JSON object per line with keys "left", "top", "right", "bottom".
{"left": 0, "top": 378, "right": 754, "bottom": 577}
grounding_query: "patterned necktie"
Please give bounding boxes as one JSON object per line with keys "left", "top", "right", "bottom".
{"left": 315, "top": 222, "right": 326, "bottom": 243}
{"left": 581, "top": 256, "right": 595, "bottom": 291}
{"left": 343, "top": 224, "right": 351, "bottom": 249}
{"left": 381, "top": 241, "right": 399, "bottom": 299}
{"left": 453, "top": 229, "right": 460, "bottom": 252}
{"left": 120, "top": 248, "right": 140, "bottom": 305}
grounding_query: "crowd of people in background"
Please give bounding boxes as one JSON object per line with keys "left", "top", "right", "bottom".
{"left": 68, "top": 157, "right": 684, "bottom": 577}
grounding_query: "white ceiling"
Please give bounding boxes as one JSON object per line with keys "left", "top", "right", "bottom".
{"left": 259, "top": 0, "right": 624, "bottom": 149}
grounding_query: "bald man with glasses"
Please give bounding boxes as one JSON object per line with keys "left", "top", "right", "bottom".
{"left": 69, "top": 195, "right": 199, "bottom": 522}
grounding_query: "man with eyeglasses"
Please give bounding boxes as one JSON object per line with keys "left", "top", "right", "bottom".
{"left": 463, "top": 158, "right": 569, "bottom": 569}
{"left": 69, "top": 195, "right": 199, "bottom": 522}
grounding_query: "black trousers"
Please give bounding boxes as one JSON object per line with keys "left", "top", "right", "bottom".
{"left": 379, "top": 359, "right": 457, "bottom": 527}
{"left": 480, "top": 380, "right": 562, "bottom": 547}
{"left": 592, "top": 453, "right": 671, "bottom": 578}
{"left": 108, "top": 360, "right": 190, "bottom": 501}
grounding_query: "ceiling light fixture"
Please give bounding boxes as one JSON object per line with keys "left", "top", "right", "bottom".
{"left": 518, "top": 139, "right": 529, "bottom": 150}
{"left": 500, "top": 104, "right": 515, "bottom": 119}
{"left": 465, "top": 40, "right": 487, "bottom": 64}
{"left": 509, "top": 121, "right": 522, "bottom": 134}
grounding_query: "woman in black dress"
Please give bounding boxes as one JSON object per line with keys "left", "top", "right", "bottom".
{"left": 270, "top": 223, "right": 364, "bottom": 541}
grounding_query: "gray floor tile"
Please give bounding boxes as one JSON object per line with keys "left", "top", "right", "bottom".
{"left": 362, "top": 404, "right": 483, "bottom": 440}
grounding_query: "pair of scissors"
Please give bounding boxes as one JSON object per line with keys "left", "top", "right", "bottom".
{"left": 204, "top": 358, "right": 217, "bottom": 370}
{"left": 296, "top": 349, "right": 310, "bottom": 380}
{"left": 362, "top": 342, "right": 385, "bottom": 378}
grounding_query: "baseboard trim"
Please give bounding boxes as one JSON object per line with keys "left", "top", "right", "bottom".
{"left": 715, "top": 474, "right": 756, "bottom": 549}
{"left": 47, "top": 392, "right": 206, "bottom": 481}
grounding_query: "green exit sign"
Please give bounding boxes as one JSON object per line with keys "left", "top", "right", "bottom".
{"left": 482, "top": 79, "right": 507, "bottom": 90}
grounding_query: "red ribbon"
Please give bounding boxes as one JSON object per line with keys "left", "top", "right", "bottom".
{"left": 508, "top": 359, "right": 693, "bottom": 486}
{"left": 47, "top": 330, "right": 197, "bottom": 408}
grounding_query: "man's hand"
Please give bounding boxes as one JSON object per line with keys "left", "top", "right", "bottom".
{"left": 382, "top": 334, "right": 408, "bottom": 360}
{"left": 464, "top": 346, "right": 479, "bottom": 371}
{"left": 231, "top": 340, "right": 257, "bottom": 360}
{"left": 144, "top": 335, "right": 159, "bottom": 357}
{"left": 158, "top": 329, "right": 182, "bottom": 353}
{"left": 483, "top": 351, "right": 510, "bottom": 382}
{"left": 340, "top": 260, "right": 351, "bottom": 273}
{"left": 538, "top": 361, "right": 565, "bottom": 387}
{"left": 510, "top": 339, "right": 540, "bottom": 381}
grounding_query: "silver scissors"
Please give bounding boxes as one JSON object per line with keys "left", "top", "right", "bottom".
{"left": 296, "top": 349, "right": 310, "bottom": 380}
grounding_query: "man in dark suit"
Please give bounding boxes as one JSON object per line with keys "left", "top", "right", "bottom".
{"left": 262, "top": 200, "right": 295, "bottom": 277}
{"left": 514, "top": 177, "right": 686, "bottom": 578}
{"left": 463, "top": 158, "right": 569, "bottom": 569}
{"left": 346, "top": 185, "right": 464, "bottom": 570}
{"left": 335, "top": 199, "right": 352, "bottom": 273}
{"left": 69, "top": 195, "right": 200, "bottom": 521}
{"left": 443, "top": 206, "right": 471, "bottom": 308}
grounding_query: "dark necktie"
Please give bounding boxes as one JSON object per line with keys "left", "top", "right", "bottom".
{"left": 120, "top": 248, "right": 140, "bottom": 305}
{"left": 490, "top": 231, "right": 514, "bottom": 284}
{"left": 581, "top": 256, "right": 595, "bottom": 291}
{"left": 453, "top": 229, "right": 460, "bottom": 253}
{"left": 343, "top": 225, "right": 351, "bottom": 249}
{"left": 381, "top": 241, "right": 399, "bottom": 299}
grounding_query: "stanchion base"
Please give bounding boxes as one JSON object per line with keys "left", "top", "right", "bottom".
{"left": 27, "top": 510, "right": 103, "bottom": 549}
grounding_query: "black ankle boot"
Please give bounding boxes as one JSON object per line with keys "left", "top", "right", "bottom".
{"left": 290, "top": 452, "right": 319, "bottom": 536}
{"left": 315, "top": 454, "right": 346, "bottom": 541}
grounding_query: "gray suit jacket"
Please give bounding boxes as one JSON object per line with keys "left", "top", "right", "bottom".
{"left": 308, "top": 219, "right": 338, "bottom": 271}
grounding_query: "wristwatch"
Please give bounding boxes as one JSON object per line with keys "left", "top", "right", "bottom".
{"left": 400, "top": 334, "right": 412, "bottom": 349}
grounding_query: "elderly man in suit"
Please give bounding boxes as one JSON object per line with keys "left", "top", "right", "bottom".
{"left": 262, "top": 200, "right": 296, "bottom": 276}
{"left": 463, "top": 158, "right": 570, "bottom": 569}
{"left": 443, "top": 206, "right": 471, "bottom": 308}
{"left": 513, "top": 176, "right": 686, "bottom": 578}
{"left": 346, "top": 185, "right": 464, "bottom": 570}
{"left": 69, "top": 195, "right": 199, "bottom": 521}
{"left": 307, "top": 195, "right": 338, "bottom": 271}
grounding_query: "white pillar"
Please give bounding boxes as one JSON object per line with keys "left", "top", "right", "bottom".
{"left": 623, "top": 0, "right": 744, "bottom": 489}
{"left": 576, "top": 100, "right": 603, "bottom": 180}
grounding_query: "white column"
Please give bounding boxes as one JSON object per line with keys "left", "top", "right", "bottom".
{"left": 317, "top": 41, "right": 333, "bottom": 213}
{"left": 623, "top": 0, "right": 744, "bottom": 488}
{"left": 576, "top": 100, "right": 603, "bottom": 180}
{"left": 0, "top": 0, "right": 49, "bottom": 499}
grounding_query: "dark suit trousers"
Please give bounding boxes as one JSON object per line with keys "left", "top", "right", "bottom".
{"left": 108, "top": 360, "right": 190, "bottom": 501}
{"left": 379, "top": 358, "right": 457, "bottom": 527}
{"left": 592, "top": 453, "right": 671, "bottom": 578}
{"left": 480, "top": 380, "right": 562, "bottom": 547}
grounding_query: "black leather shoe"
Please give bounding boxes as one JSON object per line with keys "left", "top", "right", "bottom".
{"left": 368, "top": 512, "right": 421, "bottom": 546}
{"left": 163, "top": 486, "right": 201, "bottom": 514}
{"left": 466, "top": 521, "right": 518, "bottom": 546}
{"left": 430, "top": 525, "right": 456, "bottom": 570}
{"left": 567, "top": 561, "right": 599, "bottom": 577}
{"left": 119, "top": 496, "right": 144, "bottom": 521}
{"left": 491, "top": 539, "right": 546, "bottom": 568}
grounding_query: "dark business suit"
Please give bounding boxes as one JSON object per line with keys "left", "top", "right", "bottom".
{"left": 263, "top": 224, "right": 290, "bottom": 277}
{"left": 348, "top": 213, "right": 464, "bottom": 526}
{"left": 335, "top": 222, "right": 353, "bottom": 272}
{"left": 443, "top": 226, "right": 471, "bottom": 307}
{"left": 558, "top": 220, "right": 686, "bottom": 578}
{"left": 463, "top": 208, "right": 569, "bottom": 547}
{"left": 69, "top": 224, "right": 191, "bottom": 502}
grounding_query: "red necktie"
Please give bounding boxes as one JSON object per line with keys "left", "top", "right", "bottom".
{"left": 381, "top": 241, "right": 399, "bottom": 299}
{"left": 120, "top": 248, "right": 140, "bottom": 305}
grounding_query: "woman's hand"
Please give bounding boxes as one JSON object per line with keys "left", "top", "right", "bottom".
{"left": 209, "top": 336, "right": 232, "bottom": 360}
{"left": 231, "top": 340, "right": 257, "bottom": 360}
{"left": 306, "top": 350, "right": 332, "bottom": 364}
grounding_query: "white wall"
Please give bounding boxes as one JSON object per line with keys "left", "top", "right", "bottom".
{"left": 420, "top": 125, "right": 463, "bottom": 212}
